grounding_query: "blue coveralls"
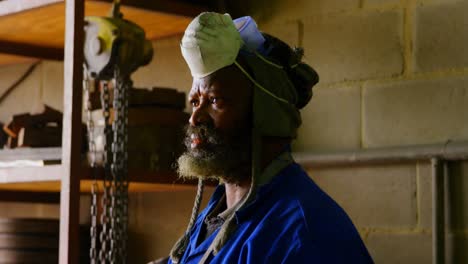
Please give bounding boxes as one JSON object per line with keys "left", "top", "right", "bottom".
{"left": 169, "top": 162, "right": 373, "bottom": 264}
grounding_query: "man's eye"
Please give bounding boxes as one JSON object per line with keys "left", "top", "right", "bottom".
{"left": 190, "top": 100, "right": 199, "bottom": 107}
{"left": 210, "top": 97, "right": 223, "bottom": 106}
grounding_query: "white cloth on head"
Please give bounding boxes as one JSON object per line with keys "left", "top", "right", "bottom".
{"left": 181, "top": 12, "right": 243, "bottom": 78}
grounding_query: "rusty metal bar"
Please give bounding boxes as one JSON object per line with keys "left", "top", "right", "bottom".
{"left": 432, "top": 158, "right": 445, "bottom": 264}
{"left": 293, "top": 140, "right": 468, "bottom": 167}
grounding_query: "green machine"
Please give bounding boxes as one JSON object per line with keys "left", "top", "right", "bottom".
{"left": 84, "top": 1, "right": 153, "bottom": 79}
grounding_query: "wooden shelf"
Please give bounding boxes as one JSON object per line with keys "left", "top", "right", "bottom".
{"left": 0, "top": 148, "right": 206, "bottom": 191}
{"left": 0, "top": 0, "right": 209, "bottom": 64}
{"left": 0, "top": 178, "right": 200, "bottom": 193}
{"left": 0, "top": 1, "right": 211, "bottom": 261}
{"left": 0, "top": 165, "right": 62, "bottom": 183}
{"left": 0, "top": 147, "right": 61, "bottom": 161}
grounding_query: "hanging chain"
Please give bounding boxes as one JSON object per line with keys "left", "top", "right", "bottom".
{"left": 86, "top": 66, "right": 129, "bottom": 264}
{"left": 99, "top": 80, "right": 114, "bottom": 263}
{"left": 109, "top": 66, "right": 130, "bottom": 263}
{"left": 120, "top": 72, "right": 130, "bottom": 262}
{"left": 85, "top": 1, "right": 149, "bottom": 261}
{"left": 84, "top": 66, "right": 99, "bottom": 264}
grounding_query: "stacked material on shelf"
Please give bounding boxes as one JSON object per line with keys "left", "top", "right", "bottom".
{"left": 0, "top": 122, "right": 6, "bottom": 149}
{"left": 0, "top": 218, "right": 59, "bottom": 263}
{"left": 0, "top": 218, "right": 91, "bottom": 264}
{"left": 88, "top": 87, "right": 189, "bottom": 172}
{"left": 2, "top": 106, "right": 62, "bottom": 149}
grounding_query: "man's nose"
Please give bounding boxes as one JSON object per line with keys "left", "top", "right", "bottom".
{"left": 189, "top": 105, "right": 210, "bottom": 126}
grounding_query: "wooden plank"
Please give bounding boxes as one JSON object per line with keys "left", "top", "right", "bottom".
{"left": 0, "top": 0, "right": 209, "bottom": 18}
{"left": 0, "top": 165, "right": 61, "bottom": 183}
{"left": 0, "top": 249, "right": 58, "bottom": 263}
{"left": 0, "top": 54, "right": 37, "bottom": 66}
{"left": 84, "top": 2, "right": 193, "bottom": 40}
{"left": 92, "top": 0, "right": 209, "bottom": 17}
{"left": 0, "top": 0, "right": 61, "bottom": 16}
{"left": 0, "top": 190, "right": 60, "bottom": 203}
{"left": 83, "top": 167, "right": 186, "bottom": 184}
{"left": 0, "top": 40, "right": 63, "bottom": 60}
{"left": 0, "top": 1, "right": 195, "bottom": 63}
{"left": 0, "top": 234, "right": 58, "bottom": 249}
{"left": 0, "top": 148, "right": 61, "bottom": 161}
{"left": 0, "top": 218, "right": 59, "bottom": 234}
{"left": 59, "top": 0, "right": 83, "bottom": 263}
{"left": 0, "top": 179, "right": 203, "bottom": 193}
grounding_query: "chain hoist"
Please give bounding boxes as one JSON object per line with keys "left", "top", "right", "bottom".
{"left": 83, "top": 0, "right": 153, "bottom": 263}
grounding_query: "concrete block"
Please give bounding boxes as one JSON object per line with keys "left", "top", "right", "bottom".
{"left": 308, "top": 163, "right": 417, "bottom": 228}
{"left": 246, "top": 0, "right": 360, "bottom": 23}
{"left": 127, "top": 187, "right": 215, "bottom": 262}
{"left": 0, "top": 63, "right": 42, "bottom": 123}
{"left": 293, "top": 84, "right": 361, "bottom": 151}
{"left": 418, "top": 161, "right": 468, "bottom": 230}
{"left": 260, "top": 20, "right": 300, "bottom": 48}
{"left": 41, "top": 60, "right": 64, "bottom": 112}
{"left": 132, "top": 37, "right": 192, "bottom": 96}
{"left": 363, "top": 0, "right": 401, "bottom": 8}
{"left": 365, "top": 232, "right": 432, "bottom": 264}
{"left": 302, "top": 10, "right": 403, "bottom": 83}
{"left": 363, "top": 77, "right": 468, "bottom": 148}
{"left": 414, "top": 0, "right": 468, "bottom": 72}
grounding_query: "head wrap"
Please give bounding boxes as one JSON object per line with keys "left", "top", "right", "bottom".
{"left": 170, "top": 12, "right": 318, "bottom": 263}
{"left": 180, "top": 12, "right": 242, "bottom": 78}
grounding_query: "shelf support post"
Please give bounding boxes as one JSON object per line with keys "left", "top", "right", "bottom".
{"left": 59, "top": 0, "right": 84, "bottom": 263}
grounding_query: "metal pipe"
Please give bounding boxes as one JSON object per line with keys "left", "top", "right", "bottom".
{"left": 292, "top": 142, "right": 468, "bottom": 264}
{"left": 444, "top": 162, "right": 454, "bottom": 263}
{"left": 293, "top": 140, "right": 468, "bottom": 167}
{"left": 432, "top": 158, "right": 445, "bottom": 264}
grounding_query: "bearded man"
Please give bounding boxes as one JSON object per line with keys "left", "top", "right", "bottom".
{"left": 153, "top": 12, "right": 373, "bottom": 264}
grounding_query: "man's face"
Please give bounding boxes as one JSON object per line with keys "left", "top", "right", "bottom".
{"left": 177, "top": 64, "right": 253, "bottom": 183}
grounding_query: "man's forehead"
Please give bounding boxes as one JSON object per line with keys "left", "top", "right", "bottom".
{"left": 190, "top": 69, "right": 238, "bottom": 94}
{"left": 189, "top": 77, "right": 217, "bottom": 96}
{"left": 189, "top": 65, "right": 249, "bottom": 96}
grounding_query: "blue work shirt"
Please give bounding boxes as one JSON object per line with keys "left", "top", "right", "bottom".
{"left": 169, "top": 162, "right": 373, "bottom": 263}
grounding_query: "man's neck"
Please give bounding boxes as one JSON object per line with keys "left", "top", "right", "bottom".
{"left": 224, "top": 180, "right": 250, "bottom": 209}
{"left": 222, "top": 138, "right": 291, "bottom": 209}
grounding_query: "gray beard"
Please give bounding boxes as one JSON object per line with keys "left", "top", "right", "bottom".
{"left": 176, "top": 125, "right": 251, "bottom": 184}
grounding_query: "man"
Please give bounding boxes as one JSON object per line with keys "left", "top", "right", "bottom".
{"left": 158, "top": 12, "right": 372, "bottom": 263}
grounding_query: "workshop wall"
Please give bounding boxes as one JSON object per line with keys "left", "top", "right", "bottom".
{"left": 250, "top": 0, "right": 468, "bottom": 263}
{"left": 0, "top": 0, "right": 467, "bottom": 263}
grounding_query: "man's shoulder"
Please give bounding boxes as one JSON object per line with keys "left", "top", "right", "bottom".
{"left": 263, "top": 163, "right": 361, "bottom": 237}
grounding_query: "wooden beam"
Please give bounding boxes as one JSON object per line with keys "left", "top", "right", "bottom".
{"left": 0, "top": 165, "right": 62, "bottom": 183}
{"left": 59, "top": 0, "right": 84, "bottom": 263}
{"left": 0, "top": 40, "right": 63, "bottom": 60}
{"left": 0, "top": 190, "right": 60, "bottom": 203}
{"left": 92, "top": 0, "right": 210, "bottom": 17}
{"left": 0, "top": 147, "right": 61, "bottom": 161}
{"left": 0, "top": 0, "right": 62, "bottom": 16}
{"left": 0, "top": 0, "right": 211, "bottom": 18}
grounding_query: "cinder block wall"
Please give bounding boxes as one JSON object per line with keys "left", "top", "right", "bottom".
{"left": 249, "top": 0, "right": 468, "bottom": 263}
{"left": 0, "top": 0, "right": 467, "bottom": 263}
